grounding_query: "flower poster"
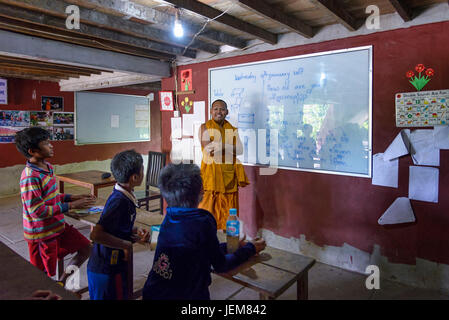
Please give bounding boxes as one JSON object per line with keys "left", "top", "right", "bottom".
{"left": 396, "top": 90, "right": 449, "bottom": 127}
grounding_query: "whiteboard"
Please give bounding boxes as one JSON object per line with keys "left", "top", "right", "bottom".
{"left": 209, "top": 46, "right": 372, "bottom": 177}
{"left": 75, "top": 92, "right": 150, "bottom": 145}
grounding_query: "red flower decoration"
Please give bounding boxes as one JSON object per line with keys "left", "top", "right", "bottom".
{"left": 425, "top": 68, "right": 435, "bottom": 77}
{"left": 406, "top": 70, "right": 415, "bottom": 78}
{"left": 415, "top": 64, "right": 425, "bottom": 73}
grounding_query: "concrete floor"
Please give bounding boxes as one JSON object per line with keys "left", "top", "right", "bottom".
{"left": 1, "top": 185, "right": 448, "bottom": 300}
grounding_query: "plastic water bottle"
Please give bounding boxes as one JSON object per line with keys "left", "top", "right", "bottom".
{"left": 226, "top": 208, "right": 240, "bottom": 254}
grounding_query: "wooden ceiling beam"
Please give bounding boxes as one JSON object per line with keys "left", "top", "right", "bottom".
{"left": 0, "top": 71, "right": 63, "bottom": 82}
{"left": 0, "top": 17, "right": 176, "bottom": 61}
{"left": 0, "top": 0, "right": 223, "bottom": 52}
{"left": 236, "top": 0, "right": 314, "bottom": 39}
{"left": 388, "top": 0, "right": 414, "bottom": 22}
{"left": 64, "top": 0, "right": 245, "bottom": 49}
{"left": 0, "top": 59, "right": 95, "bottom": 76}
{"left": 0, "top": 29, "right": 170, "bottom": 77}
{"left": 0, "top": 66, "right": 73, "bottom": 79}
{"left": 0, "top": 3, "right": 191, "bottom": 59}
{"left": 162, "top": 0, "right": 278, "bottom": 44}
{"left": 0, "top": 56, "right": 107, "bottom": 75}
{"left": 309, "top": 0, "right": 361, "bottom": 31}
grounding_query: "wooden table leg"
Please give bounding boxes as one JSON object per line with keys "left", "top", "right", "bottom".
{"left": 297, "top": 273, "right": 309, "bottom": 300}
{"left": 59, "top": 181, "right": 64, "bottom": 194}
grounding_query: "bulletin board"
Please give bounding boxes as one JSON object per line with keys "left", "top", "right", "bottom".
{"left": 75, "top": 92, "right": 150, "bottom": 145}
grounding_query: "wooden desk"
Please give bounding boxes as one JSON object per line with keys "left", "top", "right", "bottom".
{"left": 216, "top": 232, "right": 315, "bottom": 300}
{"left": 56, "top": 170, "right": 116, "bottom": 197}
{"left": 0, "top": 241, "right": 79, "bottom": 300}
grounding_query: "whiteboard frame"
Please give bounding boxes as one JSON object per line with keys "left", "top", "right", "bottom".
{"left": 74, "top": 91, "right": 151, "bottom": 146}
{"left": 208, "top": 45, "right": 373, "bottom": 178}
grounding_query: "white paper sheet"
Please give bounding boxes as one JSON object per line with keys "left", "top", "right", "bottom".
{"left": 409, "top": 166, "right": 439, "bottom": 203}
{"left": 372, "top": 153, "right": 398, "bottom": 188}
{"left": 182, "top": 138, "right": 194, "bottom": 160}
{"left": 171, "top": 117, "right": 182, "bottom": 139}
{"left": 383, "top": 129, "right": 411, "bottom": 161}
{"left": 410, "top": 129, "right": 440, "bottom": 166}
{"left": 111, "top": 114, "right": 119, "bottom": 128}
{"left": 170, "top": 139, "right": 183, "bottom": 163}
{"left": 433, "top": 125, "right": 449, "bottom": 150}
{"left": 378, "top": 197, "right": 415, "bottom": 225}
{"left": 193, "top": 101, "right": 206, "bottom": 124}
{"left": 182, "top": 114, "right": 195, "bottom": 136}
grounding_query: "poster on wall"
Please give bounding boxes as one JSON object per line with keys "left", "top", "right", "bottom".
{"left": 41, "top": 96, "right": 64, "bottom": 111}
{"left": 396, "top": 90, "right": 449, "bottom": 127}
{"left": 30, "top": 111, "right": 52, "bottom": 126}
{"left": 159, "top": 91, "right": 174, "bottom": 111}
{"left": 53, "top": 112, "right": 74, "bottom": 126}
{"left": 52, "top": 126, "right": 74, "bottom": 141}
{"left": 0, "top": 110, "right": 30, "bottom": 126}
{"left": 0, "top": 126, "right": 26, "bottom": 143}
{"left": 0, "top": 79, "right": 7, "bottom": 104}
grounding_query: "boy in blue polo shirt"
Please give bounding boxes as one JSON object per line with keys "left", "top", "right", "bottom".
{"left": 87, "top": 150, "right": 150, "bottom": 300}
{"left": 142, "top": 163, "right": 266, "bottom": 300}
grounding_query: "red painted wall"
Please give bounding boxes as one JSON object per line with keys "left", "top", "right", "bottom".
{"left": 0, "top": 79, "right": 161, "bottom": 167}
{"left": 162, "top": 21, "right": 449, "bottom": 265}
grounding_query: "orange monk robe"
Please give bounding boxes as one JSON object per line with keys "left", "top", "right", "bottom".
{"left": 198, "top": 119, "right": 249, "bottom": 230}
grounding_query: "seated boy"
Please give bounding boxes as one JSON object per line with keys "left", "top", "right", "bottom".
{"left": 15, "top": 127, "right": 96, "bottom": 286}
{"left": 87, "top": 150, "right": 150, "bottom": 300}
{"left": 142, "top": 163, "right": 266, "bottom": 300}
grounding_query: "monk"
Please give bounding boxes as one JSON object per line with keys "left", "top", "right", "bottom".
{"left": 198, "top": 99, "right": 249, "bottom": 230}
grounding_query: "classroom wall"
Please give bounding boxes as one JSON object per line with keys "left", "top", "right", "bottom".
{"left": 0, "top": 78, "right": 162, "bottom": 196}
{"left": 162, "top": 21, "right": 449, "bottom": 291}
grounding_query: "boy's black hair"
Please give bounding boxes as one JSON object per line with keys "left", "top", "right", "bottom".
{"left": 15, "top": 127, "right": 51, "bottom": 159}
{"left": 159, "top": 163, "right": 203, "bottom": 208}
{"left": 110, "top": 149, "right": 143, "bottom": 183}
{"left": 211, "top": 99, "right": 228, "bottom": 109}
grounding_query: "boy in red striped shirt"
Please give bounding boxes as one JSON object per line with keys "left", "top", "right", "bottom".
{"left": 15, "top": 127, "right": 96, "bottom": 286}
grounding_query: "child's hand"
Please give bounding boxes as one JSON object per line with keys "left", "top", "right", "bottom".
{"left": 71, "top": 194, "right": 96, "bottom": 201}
{"left": 69, "top": 196, "right": 97, "bottom": 210}
{"left": 249, "top": 238, "right": 266, "bottom": 254}
{"left": 136, "top": 228, "right": 151, "bottom": 245}
{"left": 238, "top": 234, "right": 248, "bottom": 248}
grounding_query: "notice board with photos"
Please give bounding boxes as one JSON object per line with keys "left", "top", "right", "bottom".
{"left": 75, "top": 92, "right": 150, "bottom": 145}
{"left": 209, "top": 46, "right": 373, "bottom": 177}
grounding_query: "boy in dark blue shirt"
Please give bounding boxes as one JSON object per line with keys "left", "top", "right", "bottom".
{"left": 142, "top": 163, "right": 265, "bottom": 300}
{"left": 87, "top": 150, "right": 150, "bottom": 300}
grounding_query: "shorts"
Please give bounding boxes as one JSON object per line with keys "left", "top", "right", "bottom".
{"left": 27, "top": 223, "right": 91, "bottom": 277}
{"left": 87, "top": 271, "right": 128, "bottom": 300}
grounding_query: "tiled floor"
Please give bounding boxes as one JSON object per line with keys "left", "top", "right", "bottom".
{"left": 1, "top": 185, "right": 448, "bottom": 300}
